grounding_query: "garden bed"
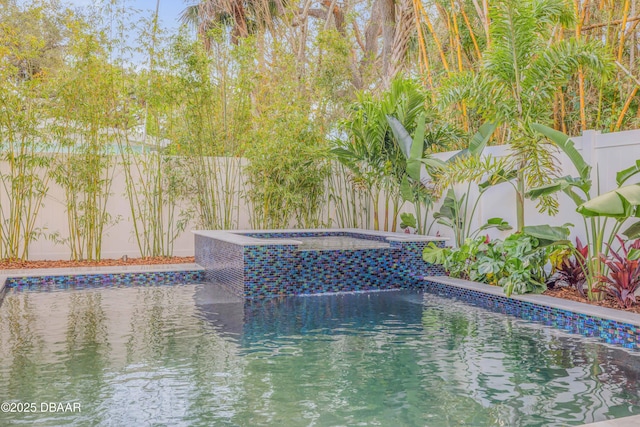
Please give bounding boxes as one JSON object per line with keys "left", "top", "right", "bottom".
{"left": 0, "top": 256, "right": 195, "bottom": 270}
{"left": 544, "top": 286, "right": 640, "bottom": 315}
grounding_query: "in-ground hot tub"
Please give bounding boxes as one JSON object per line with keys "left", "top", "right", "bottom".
{"left": 193, "top": 229, "right": 447, "bottom": 298}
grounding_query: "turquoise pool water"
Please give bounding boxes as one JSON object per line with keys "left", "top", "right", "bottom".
{"left": 0, "top": 283, "right": 639, "bottom": 426}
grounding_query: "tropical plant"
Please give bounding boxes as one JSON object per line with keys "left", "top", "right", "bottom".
{"left": 165, "top": 34, "right": 249, "bottom": 230}
{"left": 424, "top": 226, "right": 570, "bottom": 296}
{"left": 547, "top": 237, "right": 589, "bottom": 295}
{"left": 529, "top": 124, "right": 640, "bottom": 300}
{"left": 242, "top": 40, "right": 330, "bottom": 229}
{"left": 497, "top": 233, "right": 550, "bottom": 297}
{"left": 439, "top": 0, "right": 612, "bottom": 231}
{"left": 429, "top": 122, "right": 513, "bottom": 247}
{"left": 423, "top": 235, "right": 489, "bottom": 281}
{"left": 399, "top": 212, "right": 417, "bottom": 233}
{"left": 386, "top": 113, "right": 450, "bottom": 234}
{"left": 326, "top": 162, "right": 373, "bottom": 229}
{"left": 180, "top": 0, "right": 285, "bottom": 46}
{"left": 433, "top": 188, "right": 512, "bottom": 248}
{"left": 598, "top": 236, "right": 640, "bottom": 309}
{"left": 334, "top": 77, "right": 428, "bottom": 231}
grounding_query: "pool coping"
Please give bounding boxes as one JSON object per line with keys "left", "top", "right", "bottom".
{"left": 192, "top": 228, "right": 447, "bottom": 247}
{"left": 579, "top": 414, "right": 640, "bottom": 426}
{"left": 0, "top": 263, "right": 203, "bottom": 294}
{"left": 424, "top": 276, "right": 640, "bottom": 328}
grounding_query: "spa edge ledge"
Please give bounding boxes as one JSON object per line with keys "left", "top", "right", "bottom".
{"left": 192, "top": 228, "right": 447, "bottom": 246}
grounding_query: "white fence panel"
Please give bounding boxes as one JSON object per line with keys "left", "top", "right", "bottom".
{"left": 427, "top": 129, "right": 640, "bottom": 246}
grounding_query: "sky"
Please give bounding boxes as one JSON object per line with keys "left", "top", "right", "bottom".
{"left": 62, "top": 0, "right": 189, "bottom": 33}
{"left": 62, "top": 0, "right": 195, "bottom": 65}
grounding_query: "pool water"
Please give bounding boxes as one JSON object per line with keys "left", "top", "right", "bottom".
{"left": 267, "top": 236, "right": 391, "bottom": 251}
{"left": 1, "top": 284, "right": 639, "bottom": 426}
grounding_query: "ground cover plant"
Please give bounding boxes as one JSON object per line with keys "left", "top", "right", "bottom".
{"left": 424, "top": 227, "right": 570, "bottom": 297}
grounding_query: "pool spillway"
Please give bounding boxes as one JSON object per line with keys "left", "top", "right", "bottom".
{"left": 193, "top": 229, "right": 447, "bottom": 298}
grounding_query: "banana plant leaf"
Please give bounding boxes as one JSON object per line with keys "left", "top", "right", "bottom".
{"left": 523, "top": 224, "right": 571, "bottom": 247}
{"left": 386, "top": 115, "right": 412, "bottom": 159}
{"left": 433, "top": 189, "right": 463, "bottom": 222}
{"left": 622, "top": 221, "right": 640, "bottom": 239}
{"left": 577, "top": 184, "right": 640, "bottom": 218}
{"left": 616, "top": 159, "right": 640, "bottom": 186}
{"left": 531, "top": 123, "right": 591, "bottom": 182}
{"left": 400, "top": 176, "right": 413, "bottom": 202}
{"left": 387, "top": 114, "right": 423, "bottom": 161}
{"left": 447, "top": 122, "right": 497, "bottom": 161}
{"left": 480, "top": 217, "right": 512, "bottom": 232}
{"left": 387, "top": 114, "right": 444, "bottom": 182}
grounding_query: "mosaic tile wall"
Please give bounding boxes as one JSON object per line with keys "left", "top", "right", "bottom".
{"left": 195, "top": 231, "right": 446, "bottom": 298}
{"left": 195, "top": 234, "right": 245, "bottom": 296}
{"left": 5, "top": 270, "right": 204, "bottom": 292}
{"left": 244, "top": 240, "right": 446, "bottom": 298}
{"left": 425, "top": 280, "right": 640, "bottom": 351}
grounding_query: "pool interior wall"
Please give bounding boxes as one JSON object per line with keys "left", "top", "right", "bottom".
{"left": 193, "top": 229, "right": 447, "bottom": 298}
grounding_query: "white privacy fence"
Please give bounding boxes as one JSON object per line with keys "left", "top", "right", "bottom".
{"left": 2, "top": 129, "right": 640, "bottom": 260}
{"left": 427, "top": 129, "right": 640, "bottom": 245}
{"left": 0, "top": 157, "right": 373, "bottom": 260}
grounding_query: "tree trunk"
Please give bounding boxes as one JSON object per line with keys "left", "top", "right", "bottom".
{"left": 380, "top": 0, "right": 396, "bottom": 77}
{"left": 387, "top": 0, "right": 415, "bottom": 86}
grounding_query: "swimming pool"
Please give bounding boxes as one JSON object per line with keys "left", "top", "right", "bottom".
{"left": 1, "top": 281, "right": 639, "bottom": 426}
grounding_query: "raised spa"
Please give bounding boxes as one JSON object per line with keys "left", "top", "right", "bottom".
{"left": 193, "top": 229, "right": 446, "bottom": 298}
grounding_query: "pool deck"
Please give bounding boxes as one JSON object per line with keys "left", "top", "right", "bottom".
{"left": 580, "top": 414, "right": 640, "bottom": 426}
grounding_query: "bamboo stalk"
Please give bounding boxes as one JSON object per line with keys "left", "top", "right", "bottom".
{"left": 574, "top": 0, "right": 587, "bottom": 130}
{"left": 412, "top": 0, "right": 433, "bottom": 89}
{"left": 617, "top": 0, "right": 631, "bottom": 62}
{"left": 450, "top": 0, "right": 464, "bottom": 72}
{"left": 614, "top": 86, "right": 638, "bottom": 130}
{"left": 416, "top": 0, "right": 450, "bottom": 72}
{"left": 459, "top": 0, "right": 482, "bottom": 60}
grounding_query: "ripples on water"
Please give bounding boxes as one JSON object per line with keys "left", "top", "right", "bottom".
{"left": 0, "top": 284, "right": 639, "bottom": 426}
